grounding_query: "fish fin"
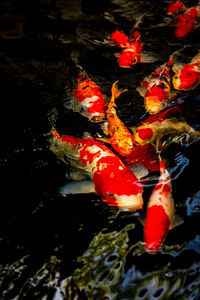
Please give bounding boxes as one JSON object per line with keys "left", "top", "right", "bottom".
{"left": 96, "top": 137, "right": 111, "bottom": 144}
{"left": 169, "top": 214, "right": 184, "bottom": 230}
{"left": 65, "top": 169, "right": 88, "bottom": 181}
{"left": 140, "top": 52, "right": 160, "bottom": 63}
{"left": 128, "top": 163, "right": 149, "bottom": 179}
{"left": 138, "top": 210, "right": 146, "bottom": 226}
{"left": 136, "top": 86, "right": 147, "bottom": 97}
{"left": 59, "top": 180, "right": 95, "bottom": 196}
{"left": 129, "top": 126, "right": 137, "bottom": 134}
{"left": 82, "top": 131, "right": 92, "bottom": 139}
{"left": 112, "top": 81, "right": 128, "bottom": 99}
{"left": 191, "top": 52, "right": 200, "bottom": 63}
{"left": 101, "top": 121, "right": 109, "bottom": 135}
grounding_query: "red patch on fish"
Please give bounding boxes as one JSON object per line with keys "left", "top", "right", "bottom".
{"left": 73, "top": 75, "right": 106, "bottom": 115}
{"left": 138, "top": 128, "right": 153, "bottom": 141}
{"left": 145, "top": 86, "right": 169, "bottom": 103}
{"left": 167, "top": 0, "right": 185, "bottom": 15}
{"left": 124, "top": 144, "right": 160, "bottom": 173}
{"left": 144, "top": 205, "right": 170, "bottom": 252}
{"left": 175, "top": 63, "right": 200, "bottom": 90}
{"left": 174, "top": 6, "right": 199, "bottom": 37}
{"left": 139, "top": 105, "right": 181, "bottom": 125}
{"left": 93, "top": 156, "right": 143, "bottom": 205}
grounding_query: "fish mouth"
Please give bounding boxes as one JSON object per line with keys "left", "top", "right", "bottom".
{"left": 145, "top": 242, "right": 160, "bottom": 255}
{"left": 114, "top": 193, "right": 143, "bottom": 212}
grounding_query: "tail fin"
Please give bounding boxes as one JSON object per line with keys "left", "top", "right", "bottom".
{"left": 70, "top": 49, "right": 88, "bottom": 77}
{"left": 111, "top": 81, "right": 127, "bottom": 101}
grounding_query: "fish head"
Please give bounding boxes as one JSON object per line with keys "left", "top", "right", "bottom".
{"left": 112, "top": 136, "right": 134, "bottom": 156}
{"left": 172, "top": 64, "right": 200, "bottom": 90}
{"left": 144, "top": 205, "right": 170, "bottom": 254}
{"left": 118, "top": 49, "right": 139, "bottom": 68}
{"left": 145, "top": 86, "right": 169, "bottom": 114}
{"left": 93, "top": 156, "right": 143, "bottom": 211}
{"left": 50, "top": 131, "right": 95, "bottom": 168}
{"left": 174, "top": 8, "right": 199, "bottom": 38}
{"left": 167, "top": 0, "right": 185, "bottom": 15}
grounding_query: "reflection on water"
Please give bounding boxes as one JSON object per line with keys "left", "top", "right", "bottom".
{"left": 1, "top": 0, "right": 200, "bottom": 298}
{"left": 1, "top": 224, "right": 200, "bottom": 299}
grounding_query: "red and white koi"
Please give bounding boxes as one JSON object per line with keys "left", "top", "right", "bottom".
{"left": 137, "top": 60, "right": 173, "bottom": 114}
{"left": 167, "top": 1, "right": 200, "bottom": 38}
{"left": 70, "top": 73, "right": 106, "bottom": 122}
{"left": 49, "top": 130, "right": 143, "bottom": 211}
{"left": 110, "top": 30, "right": 143, "bottom": 68}
{"left": 172, "top": 52, "right": 200, "bottom": 91}
{"left": 144, "top": 154, "right": 183, "bottom": 254}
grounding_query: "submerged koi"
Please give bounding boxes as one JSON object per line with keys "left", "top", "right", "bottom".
{"left": 71, "top": 73, "right": 106, "bottom": 122}
{"left": 123, "top": 144, "right": 160, "bottom": 175}
{"left": 167, "top": 0, "right": 185, "bottom": 15}
{"left": 137, "top": 60, "right": 173, "bottom": 114}
{"left": 98, "top": 81, "right": 134, "bottom": 157}
{"left": 130, "top": 117, "right": 200, "bottom": 148}
{"left": 110, "top": 30, "right": 143, "bottom": 68}
{"left": 144, "top": 154, "right": 183, "bottom": 253}
{"left": 49, "top": 130, "right": 143, "bottom": 211}
{"left": 172, "top": 52, "right": 200, "bottom": 91}
{"left": 173, "top": 4, "right": 200, "bottom": 37}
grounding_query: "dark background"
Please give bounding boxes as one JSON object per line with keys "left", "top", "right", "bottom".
{"left": 1, "top": 0, "right": 200, "bottom": 299}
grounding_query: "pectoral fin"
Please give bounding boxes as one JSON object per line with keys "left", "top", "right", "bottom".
{"left": 169, "top": 214, "right": 184, "bottom": 230}
{"left": 136, "top": 86, "right": 147, "bottom": 97}
{"left": 128, "top": 163, "right": 149, "bottom": 180}
{"left": 141, "top": 52, "right": 160, "bottom": 63}
{"left": 96, "top": 138, "right": 111, "bottom": 144}
{"left": 59, "top": 180, "right": 95, "bottom": 196}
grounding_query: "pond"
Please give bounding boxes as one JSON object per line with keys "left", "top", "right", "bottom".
{"left": 1, "top": 0, "right": 200, "bottom": 299}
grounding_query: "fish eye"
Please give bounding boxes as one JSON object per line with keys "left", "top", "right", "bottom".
{"left": 91, "top": 115, "right": 103, "bottom": 123}
{"left": 75, "top": 143, "right": 83, "bottom": 149}
{"left": 107, "top": 192, "right": 115, "bottom": 197}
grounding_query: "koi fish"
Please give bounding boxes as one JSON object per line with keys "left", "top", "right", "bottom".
{"left": 172, "top": 52, "right": 200, "bottom": 91}
{"left": 49, "top": 130, "right": 143, "bottom": 211}
{"left": 110, "top": 30, "right": 145, "bottom": 68}
{"left": 65, "top": 73, "right": 106, "bottom": 123}
{"left": 167, "top": 0, "right": 186, "bottom": 15}
{"left": 143, "top": 153, "right": 183, "bottom": 254}
{"left": 171, "top": 3, "right": 200, "bottom": 38}
{"left": 123, "top": 144, "right": 160, "bottom": 175}
{"left": 130, "top": 117, "right": 200, "bottom": 148}
{"left": 137, "top": 60, "right": 173, "bottom": 114}
{"left": 98, "top": 81, "right": 134, "bottom": 157}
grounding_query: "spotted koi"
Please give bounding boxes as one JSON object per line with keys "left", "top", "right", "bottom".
{"left": 49, "top": 130, "right": 143, "bottom": 211}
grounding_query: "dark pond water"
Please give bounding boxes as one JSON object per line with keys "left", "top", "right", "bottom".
{"left": 1, "top": 0, "right": 200, "bottom": 299}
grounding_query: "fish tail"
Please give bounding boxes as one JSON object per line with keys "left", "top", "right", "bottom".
{"left": 111, "top": 81, "right": 127, "bottom": 102}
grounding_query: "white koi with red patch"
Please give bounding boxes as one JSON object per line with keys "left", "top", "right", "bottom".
{"left": 144, "top": 154, "right": 182, "bottom": 253}
{"left": 49, "top": 130, "right": 143, "bottom": 211}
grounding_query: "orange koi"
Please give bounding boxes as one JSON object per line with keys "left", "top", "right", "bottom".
{"left": 137, "top": 60, "right": 174, "bottom": 114}
{"left": 98, "top": 81, "right": 134, "bottom": 157}
{"left": 71, "top": 73, "right": 106, "bottom": 122}
{"left": 144, "top": 153, "right": 183, "bottom": 254}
